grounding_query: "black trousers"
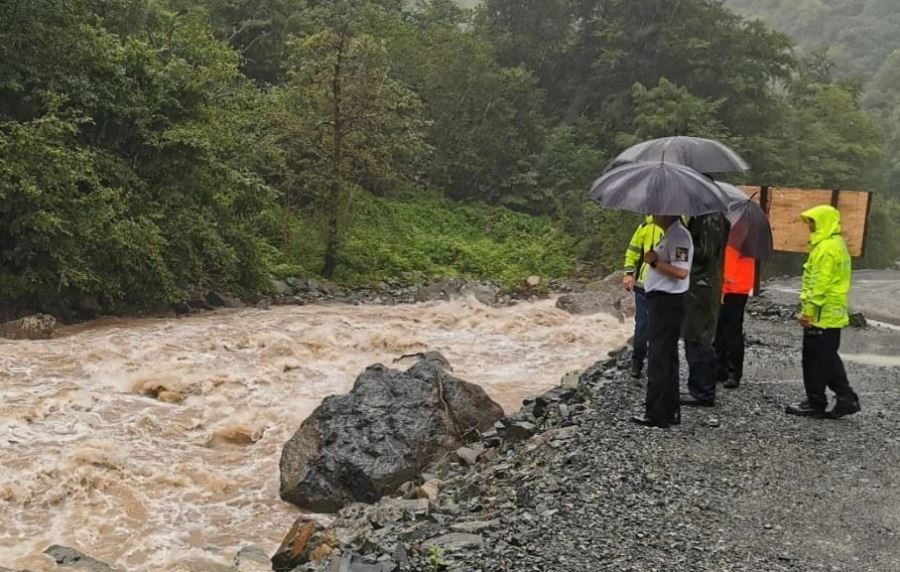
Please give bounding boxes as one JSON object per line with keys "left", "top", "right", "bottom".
{"left": 802, "top": 327, "right": 857, "bottom": 409}
{"left": 645, "top": 292, "right": 686, "bottom": 424}
{"left": 686, "top": 341, "right": 717, "bottom": 402}
{"left": 714, "top": 294, "right": 749, "bottom": 382}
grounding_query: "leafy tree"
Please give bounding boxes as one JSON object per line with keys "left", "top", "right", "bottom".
{"left": 274, "top": 4, "right": 427, "bottom": 277}
{"left": 619, "top": 79, "right": 728, "bottom": 145}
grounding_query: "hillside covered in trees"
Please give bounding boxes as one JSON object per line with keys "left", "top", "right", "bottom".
{"left": 723, "top": 0, "right": 900, "bottom": 80}
{"left": 724, "top": 0, "right": 900, "bottom": 195}
{"left": 2, "top": 0, "right": 897, "bottom": 315}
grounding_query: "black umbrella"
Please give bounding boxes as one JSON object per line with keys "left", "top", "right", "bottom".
{"left": 717, "top": 182, "right": 773, "bottom": 260}
{"left": 607, "top": 136, "right": 750, "bottom": 174}
{"left": 589, "top": 161, "right": 732, "bottom": 216}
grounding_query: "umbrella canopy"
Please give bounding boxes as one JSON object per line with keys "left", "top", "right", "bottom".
{"left": 608, "top": 136, "right": 750, "bottom": 174}
{"left": 717, "top": 182, "right": 773, "bottom": 260}
{"left": 589, "top": 161, "right": 732, "bottom": 216}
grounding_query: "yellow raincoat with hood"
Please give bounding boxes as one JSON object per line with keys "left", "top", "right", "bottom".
{"left": 800, "top": 205, "right": 851, "bottom": 329}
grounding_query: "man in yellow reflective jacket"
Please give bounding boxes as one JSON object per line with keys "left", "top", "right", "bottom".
{"left": 786, "top": 205, "right": 860, "bottom": 418}
{"left": 623, "top": 216, "right": 664, "bottom": 379}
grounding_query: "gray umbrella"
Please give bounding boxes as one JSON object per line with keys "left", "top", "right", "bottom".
{"left": 589, "top": 162, "right": 732, "bottom": 216}
{"left": 717, "top": 182, "right": 773, "bottom": 260}
{"left": 607, "top": 136, "right": 750, "bottom": 174}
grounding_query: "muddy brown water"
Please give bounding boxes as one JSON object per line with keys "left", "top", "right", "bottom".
{"left": 0, "top": 298, "right": 629, "bottom": 571}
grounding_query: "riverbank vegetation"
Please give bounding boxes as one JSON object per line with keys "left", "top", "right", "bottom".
{"left": 2, "top": 0, "right": 898, "bottom": 313}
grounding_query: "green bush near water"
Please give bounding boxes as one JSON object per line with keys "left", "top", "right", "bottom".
{"left": 276, "top": 191, "right": 577, "bottom": 290}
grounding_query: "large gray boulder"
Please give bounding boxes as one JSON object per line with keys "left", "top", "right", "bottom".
{"left": 555, "top": 277, "right": 634, "bottom": 321}
{"left": 414, "top": 279, "right": 499, "bottom": 306}
{"left": 279, "top": 353, "right": 503, "bottom": 513}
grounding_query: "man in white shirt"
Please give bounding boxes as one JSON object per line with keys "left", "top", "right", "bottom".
{"left": 631, "top": 215, "right": 694, "bottom": 428}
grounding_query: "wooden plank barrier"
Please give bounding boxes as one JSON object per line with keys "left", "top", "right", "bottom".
{"left": 734, "top": 186, "right": 871, "bottom": 257}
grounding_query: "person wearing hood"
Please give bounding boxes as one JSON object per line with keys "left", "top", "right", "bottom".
{"left": 786, "top": 205, "right": 861, "bottom": 418}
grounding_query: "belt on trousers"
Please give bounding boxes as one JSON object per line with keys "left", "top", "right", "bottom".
{"left": 646, "top": 291, "right": 685, "bottom": 298}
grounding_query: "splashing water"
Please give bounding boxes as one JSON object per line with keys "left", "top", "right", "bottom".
{"left": 0, "top": 298, "right": 629, "bottom": 571}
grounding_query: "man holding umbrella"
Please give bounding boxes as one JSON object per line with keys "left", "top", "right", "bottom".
{"left": 680, "top": 211, "right": 730, "bottom": 407}
{"left": 592, "top": 136, "right": 749, "bottom": 427}
{"left": 635, "top": 215, "right": 694, "bottom": 427}
{"left": 714, "top": 182, "right": 773, "bottom": 390}
{"left": 589, "top": 157, "right": 733, "bottom": 428}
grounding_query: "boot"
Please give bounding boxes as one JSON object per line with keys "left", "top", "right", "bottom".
{"left": 630, "top": 360, "right": 643, "bottom": 380}
{"left": 785, "top": 400, "right": 826, "bottom": 417}
{"left": 828, "top": 397, "right": 861, "bottom": 418}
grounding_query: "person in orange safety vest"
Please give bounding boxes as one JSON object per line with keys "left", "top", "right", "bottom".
{"left": 714, "top": 245, "right": 755, "bottom": 388}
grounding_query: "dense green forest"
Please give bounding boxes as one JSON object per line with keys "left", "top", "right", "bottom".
{"left": 1, "top": 0, "right": 897, "bottom": 315}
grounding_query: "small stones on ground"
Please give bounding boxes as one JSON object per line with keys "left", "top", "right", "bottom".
{"left": 449, "top": 519, "right": 500, "bottom": 534}
{"left": 417, "top": 479, "right": 443, "bottom": 503}
{"left": 455, "top": 446, "right": 478, "bottom": 467}
{"left": 497, "top": 421, "right": 537, "bottom": 443}
{"left": 422, "top": 533, "right": 484, "bottom": 551}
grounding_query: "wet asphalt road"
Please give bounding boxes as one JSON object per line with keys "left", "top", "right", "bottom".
{"left": 764, "top": 269, "right": 900, "bottom": 327}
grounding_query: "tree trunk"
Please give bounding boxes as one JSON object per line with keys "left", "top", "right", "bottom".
{"left": 281, "top": 185, "right": 292, "bottom": 252}
{"left": 322, "top": 32, "right": 346, "bottom": 278}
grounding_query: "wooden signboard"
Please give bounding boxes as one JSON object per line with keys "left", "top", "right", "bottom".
{"left": 736, "top": 186, "right": 872, "bottom": 257}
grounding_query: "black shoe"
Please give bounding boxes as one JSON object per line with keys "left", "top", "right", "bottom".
{"left": 785, "top": 400, "right": 826, "bottom": 417}
{"left": 630, "top": 414, "right": 670, "bottom": 428}
{"left": 630, "top": 362, "right": 643, "bottom": 380}
{"left": 680, "top": 393, "right": 715, "bottom": 407}
{"left": 828, "top": 398, "right": 861, "bottom": 419}
{"left": 724, "top": 378, "right": 740, "bottom": 389}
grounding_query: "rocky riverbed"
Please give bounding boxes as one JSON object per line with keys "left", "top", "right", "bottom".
{"left": 0, "top": 290, "right": 630, "bottom": 571}
{"left": 268, "top": 296, "right": 900, "bottom": 572}
{"left": 4, "top": 288, "right": 900, "bottom": 571}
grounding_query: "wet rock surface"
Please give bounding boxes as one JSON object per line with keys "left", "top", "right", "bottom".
{"left": 42, "top": 545, "right": 118, "bottom": 571}
{"left": 555, "top": 277, "right": 634, "bottom": 321}
{"left": 278, "top": 293, "right": 900, "bottom": 572}
{"left": 0, "top": 313, "right": 57, "bottom": 340}
{"left": 279, "top": 353, "right": 504, "bottom": 512}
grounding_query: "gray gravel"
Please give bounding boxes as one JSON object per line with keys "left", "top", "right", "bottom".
{"left": 396, "top": 306, "right": 900, "bottom": 571}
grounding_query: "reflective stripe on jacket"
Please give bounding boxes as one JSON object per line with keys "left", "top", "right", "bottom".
{"left": 722, "top": 245, "right": 755, "bottom": 296}
{"left": 623, "top": 216, "right": 664, "bottom": 287}
{"left": 800, "top": 205, "right": 851, "bottom": 329}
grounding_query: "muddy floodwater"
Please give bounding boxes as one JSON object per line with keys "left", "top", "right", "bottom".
{"left": 0, "top": 298, "right": 629, "bottom": 571}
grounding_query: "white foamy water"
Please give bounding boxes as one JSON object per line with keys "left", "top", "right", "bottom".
{"left": 0, "top": 298, "right": 629, "bottom": 571}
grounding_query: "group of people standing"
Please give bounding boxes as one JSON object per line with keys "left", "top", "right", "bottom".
{"left": 622, "top": 205, "right": 861, "bottom": 428}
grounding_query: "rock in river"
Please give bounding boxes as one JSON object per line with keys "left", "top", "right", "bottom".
{"left": 279, "top": 352, "right": 503, "bottom": 512}
{"left": 0, "top": 313, "right": 57, "bottom": 340}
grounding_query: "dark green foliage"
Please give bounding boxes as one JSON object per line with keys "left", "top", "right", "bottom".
{"left": 285, "top": 191, "right": 577, "bottom": 288}
{"left": 1, "top": 0, "right": 897, "bottom": 315}
{"left": 0, "top": 0, "right": 272, "bottom": 311}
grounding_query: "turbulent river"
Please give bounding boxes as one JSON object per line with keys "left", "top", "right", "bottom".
{"left": 0, "top": 298, "right": 629, "bottom": 571}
